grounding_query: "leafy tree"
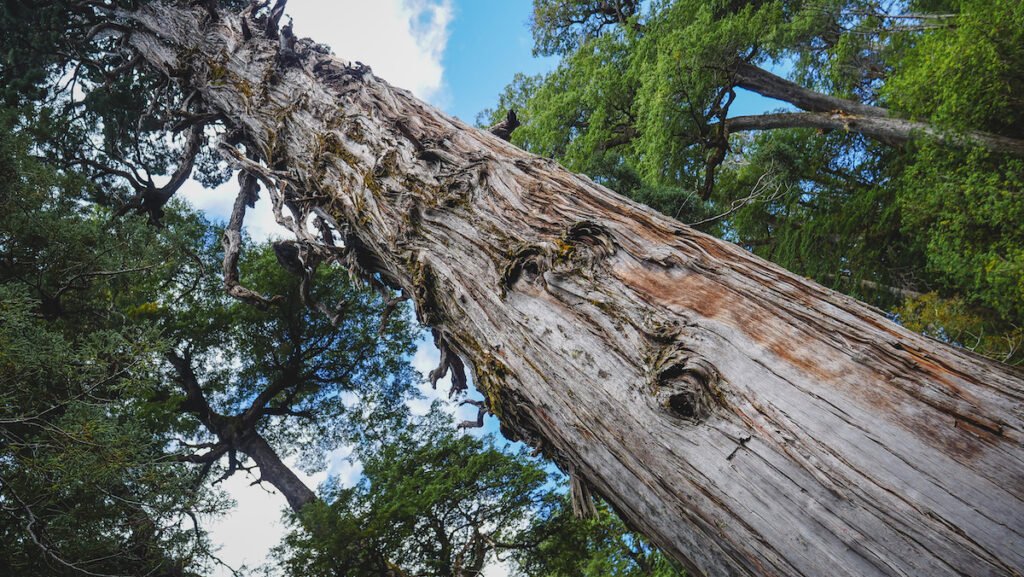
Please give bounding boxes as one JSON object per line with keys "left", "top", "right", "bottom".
{"left": 512, "top": 500, "right": 684, "bottom": 577}
{"left": 0, "top": 104, "right": 421, "bottom": 573}
{"left": 273, "top": 405, "right": 684, "bottom": 577}
{"left": 274, "top": 406, "right": 558, "bottom": 577}
{"left": 0, "top": 112, "right": 222, "bottom": 576}
{"left": 157, "top": 240, "right": 418, "bottom": 513}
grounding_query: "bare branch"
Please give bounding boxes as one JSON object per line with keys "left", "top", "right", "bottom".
{"left": 221, "top": 171, "right": 283, "bottom": 308}
{"left": 458, "top": 399, "right": 488, "bottom": 429}
{"left": 115, "top": 124, "right": 206, "bottom": 223}
{"left": 488, "top": 109, "right": 520, "bottom": 142}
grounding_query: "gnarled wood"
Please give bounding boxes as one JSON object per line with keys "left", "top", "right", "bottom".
{"left": 122, "top": 4, "right": 1024, "bottom": 577}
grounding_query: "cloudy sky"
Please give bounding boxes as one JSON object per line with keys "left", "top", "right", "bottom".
{"left": 183, "top": 1, "right": 553, "bottom": 574}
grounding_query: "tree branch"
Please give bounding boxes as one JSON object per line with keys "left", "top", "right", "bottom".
{"left": 221, "top": 170, "right": 283, "bottom": 308}
{"left": 731, "top": 61, "right": 889, "bottom": 117}
{"left": 114, "top": 124, "right": 205, "bottom": 223}
{"left": 723, "top": 111, "right": 1024, "bottom": 157}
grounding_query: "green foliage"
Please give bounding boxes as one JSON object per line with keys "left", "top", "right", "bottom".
{"left": 897, "top": 292, "right": 1024, "bottom": 363}
{"left": 0, "top": 115, "right": 221, "bottom": 576}
{"left": 531, "top": 0, "right": 642, "bottom": 57}
{"left": 881, "top": 0, "right": 1024, "bottom": 134}
{"left": 0, "top": 104, "right": 423, "bottom": 573}
{"left": 274, "top": 405, "right": 683, "bottom": 577}
{"left": 512, "top": 500, "right": 684, "bottom": 577}
{"left": 895, "top": 146, "right": 1024, "bottom": 324}
{"left": 274, "top": 406, "right": 557, "bottom": 577}
{"left": 164, "top": 241, "right": 419, "bottom": 474}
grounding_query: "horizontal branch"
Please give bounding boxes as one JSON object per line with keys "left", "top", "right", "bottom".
{"left": 724, "top": 112, "right": 1024, "bottom": 157}
{"left": 732, "top": 61, "right": 888, "bottom": 117}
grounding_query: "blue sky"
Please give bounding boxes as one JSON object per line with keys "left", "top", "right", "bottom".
{"left": 440, "top": 1, "right": 557, "bottom": 122}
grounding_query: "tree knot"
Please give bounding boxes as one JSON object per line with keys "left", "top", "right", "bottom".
{"left": 646, "top": 341, "right": 721, "bottom": 423}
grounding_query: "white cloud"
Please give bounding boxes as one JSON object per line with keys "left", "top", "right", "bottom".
{"left": 326, "top": 446, "right": 364, "bottom": 487}
{"left": 206, "top": 472, "right": 289, "bottom": 574}
{"left": 178, "top": 178, "right": 289, "bottom": 242}
{"left": 286, "top": 0, "right": 453, "bottom": 103}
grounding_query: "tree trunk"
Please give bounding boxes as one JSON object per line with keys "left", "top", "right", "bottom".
{"left": 236, "top": 430, "right": 317, "bottom": 513}
{"left": 125, "top": 4, "right": 1024, "bottom": 577}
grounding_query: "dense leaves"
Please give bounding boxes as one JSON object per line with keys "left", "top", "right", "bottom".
{"left": 274, "top": 406, "right": 683, "bottom": 577}
{"left": 0, "top": 116, "right": 219, "bottom": 576}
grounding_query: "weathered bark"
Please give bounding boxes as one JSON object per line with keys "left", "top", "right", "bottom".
{"left": 125, "top": 4, "right": 1024, "bottom": 577}
{"left": 730, "top": 61, "right": 1024, "bottom": 157}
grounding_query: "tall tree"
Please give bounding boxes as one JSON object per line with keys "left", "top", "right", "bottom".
{"left": 4, "top": 2, "right": 1024, "bottom": 577}
{"left": 160, "top": 243, "right": 418, "bottom": 513}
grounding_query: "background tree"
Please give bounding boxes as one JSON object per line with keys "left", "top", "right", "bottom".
{"left": 512, "top": 501, "right": 684, "bottom": 577}
{"left": 0, "top": 102, "right": 421, "bottom": 573}
{"left": 274, "top": 405, "right": 683, "bottom": 577}
{"left": 0, "top": 115, "right": 223, "bottom": 576}
{"left": 158, "top": 241, "right": 418, "bottom": 513}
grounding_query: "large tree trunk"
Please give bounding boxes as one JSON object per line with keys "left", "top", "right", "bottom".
{"left": 124, "top": 4, "right": 1024, "bottom": 577}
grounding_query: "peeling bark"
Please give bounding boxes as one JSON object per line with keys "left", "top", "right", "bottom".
{"left": 121, "top": 4, "right": 1024, "bottom": 577}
